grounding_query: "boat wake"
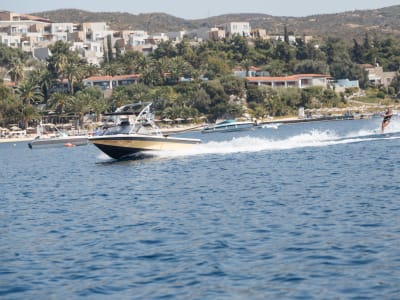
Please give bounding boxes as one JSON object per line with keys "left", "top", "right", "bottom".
{"left": 152, "top": 127, "right": 400, "bottom": 159}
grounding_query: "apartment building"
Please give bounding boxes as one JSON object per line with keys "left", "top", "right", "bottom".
{"left": 219, "top": 22, "right": 251, "bottom": 37}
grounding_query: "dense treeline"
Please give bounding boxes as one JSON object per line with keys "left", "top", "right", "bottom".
{"left": 1, "top": 33, "right": 400, "bottom": 128}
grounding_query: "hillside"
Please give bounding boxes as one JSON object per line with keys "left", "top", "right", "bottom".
{"left": 33, "top": 5, "right": 400, "bottom": 40}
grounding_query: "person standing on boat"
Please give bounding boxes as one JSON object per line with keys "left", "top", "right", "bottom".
{"left": 381, "top": 108, "right": 393, "bottom": 133}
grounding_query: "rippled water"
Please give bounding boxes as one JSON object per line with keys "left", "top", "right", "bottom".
{"left": 1, "top": 118, "right": 400, "bottom": 299}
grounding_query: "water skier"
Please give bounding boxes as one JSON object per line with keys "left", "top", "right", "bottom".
{"left": 381, "top": 108, "right": 393, "bottom": 133}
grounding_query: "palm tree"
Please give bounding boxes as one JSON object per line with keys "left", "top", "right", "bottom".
{"left": 47, "top": 92, "right": 72, "bottom": 115}
{"left": 14, "top": 79, "right": 44, "bottom": 105}
{"left": 102, "top": 62, "right": 122, "bottom": 76}
{"left": 20, "top": 104, "right": 39, "bottom": 129}
{"left": 84, "top": 63, "right": 100, "bottom": 78}
{"left": 168, "top": 57, "right": 187, "bottom": 83}
{"left": 28, "top": 67, "right": 54, "bottom": 103}
{"left": 67, "top": 89, "right": 93, "bottom": 129}
{"left": 110, "top": 88, "right": 130, "bottom": 110}
{"left": 54, "top": 53, "right": 68, "bottom": 81}
{"left": 8, "top": 58, "right": 24, "bottom": 83}
{"left": 65, "top": 62, "right": 85, "bottom": 94}
{"left": 90, "top": 95, "right": 110, "bottom": 122}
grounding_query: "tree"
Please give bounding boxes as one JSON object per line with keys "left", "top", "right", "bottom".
{"left": 284, "top": 25, "right": 289, "bottom": 44}
{"left": 65, "top": 62, "right": 85, "bottom": 94}
{"left": 293, "top": 60, "right": 329, "bottom": 74}
{"left": 102, "top": 62, "right": 122, "bottom": 76}
{"left": 44, "top": 42, "right": 80, "bottom": 106}
{"left": 351, "top": 39, "right": 363, "bottom": 63}
{"left": 220, "top": 76, "right": 246, "bottom": 98}
{"left": 66, "top": 90, "right": 92, "bottom": 129}
{"left": 28, "top": 67, "right": 54, "bottom": 103}
{"left": 90, "top": 94, "right": 109, "bottom": 122}
{"left": 152, "top": 40, "right": 177, "bottom": 59}
{"left": 107, "top": 34, "right": 113, "bottom": 62}
{"left": 201, "top": 80, "right": 229, "bottom": 120}
{"left": 0, "top": 84, "right": 18, "bottom": 127}
{"left": 7, "top": 58, "right": 24, "bottom": 83}
{"left": 47, "top": 92, "right": 72, "bottom": 114}
{"left": 274, "top": 40, "right": 294, "bottom": 64}
{"left": 19, "top": 104, "right": 39, "bottom": 129}
{"left": 168, "top": 56, "right": 191, "bottom": 84}
{"left": 14, "top": 79, "right": 43, "bottom": 105}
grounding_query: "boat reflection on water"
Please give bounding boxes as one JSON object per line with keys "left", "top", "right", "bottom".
{"left": 89, "top": 102, "right": 202, "bottom": 160}
{"left": 95, "top": 151, "right": 159, "bottom": 165}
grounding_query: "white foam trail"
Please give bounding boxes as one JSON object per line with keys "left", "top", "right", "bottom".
{"left": 153, "top": 129, "right": 335, "bottom": 159}
{"left": 154, "top": 128, "right": 400, "bottom": 159}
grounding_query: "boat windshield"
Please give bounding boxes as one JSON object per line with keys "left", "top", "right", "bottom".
{"left": 97, "top": 102, "right": 162, "bottom": 136}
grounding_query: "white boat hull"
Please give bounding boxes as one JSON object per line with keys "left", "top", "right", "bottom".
{"left": 202, "top": 121, "right": 254, "bottom": 133}
{"left": 28, "top": 136, "right": 88, "bottom": 148}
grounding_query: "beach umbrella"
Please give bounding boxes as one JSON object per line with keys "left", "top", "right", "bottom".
{"left": 163, "top": 118, "right": 172, "bottom": 122}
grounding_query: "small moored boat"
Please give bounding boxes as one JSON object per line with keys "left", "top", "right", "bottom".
{"left": 28, "top": 124, "right": 88, "bottom": 149}
{"left": 202, "top": 119, "right": 255, "bottom": 133}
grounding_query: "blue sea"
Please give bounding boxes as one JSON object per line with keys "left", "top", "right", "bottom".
{"left": 1, "top": 118, "right": 400, "bottom": 299}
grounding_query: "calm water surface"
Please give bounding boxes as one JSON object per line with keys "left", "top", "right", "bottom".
{"left": 1, "top": 118, "right": 400, "bottom": 299}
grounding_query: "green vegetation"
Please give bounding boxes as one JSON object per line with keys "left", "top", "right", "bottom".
{"left": 1, "top": 33, "right": 400, "bottom": 129}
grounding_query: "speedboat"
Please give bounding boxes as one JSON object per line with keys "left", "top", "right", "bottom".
{"left": 89, "top": 102, "right": 202, "bottom": 159}
{"left": 28, "top": 124, "right": 88, "bottom": 149}
{"left": 202, "top": 119, "right": 255, "bottom": 133}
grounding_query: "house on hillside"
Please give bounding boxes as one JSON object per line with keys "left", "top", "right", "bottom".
{"left": 246, "top": 74, "right": 331, "bottom": 89}
{"left": 210, "top": 22, "right": 251, "bottom": 40}
{"left": 83, "top": 74, "right": 140, "bottom": 90}
{"left": 233, "top": 66, "right": 269, "bottom": 78}
{"left": 362, "top": 64, "right": 397, "bottom": 87}
{"left": 250, "top": 28, "right": 268, "bottom": 39}
{"left": 209, "top": 27, "right": 226, "bottom": 41}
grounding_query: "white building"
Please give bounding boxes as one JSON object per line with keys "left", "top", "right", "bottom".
{"left": 72, "top": 41, "right": 104, "bottom": 65}
{"left": 81, "top": 22, "right": 112, "bottom": 41}
{"left": 218, "top": 22, "right": 251, "bottom": 37}
{"left": 50, "top": 23, "right": 74, "bottom": 34}
{"left": 167, "top": 30, "right": 187, "bottom": 42}
{"left": 0, "top": 32, "right": 21, "bottom": 47}
{"left": 128, "top": 30, "right": 148, "bottom": 46}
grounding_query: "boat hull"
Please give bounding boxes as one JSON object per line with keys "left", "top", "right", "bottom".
{"left": 89, "top": 134, "right": 201, "bottom": 159}
{"left": 28, "top": 136, "right": 88, "bottom": 148}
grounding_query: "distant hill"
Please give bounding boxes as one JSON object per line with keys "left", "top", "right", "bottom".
{"left": 32, "top": 6, "right": 400, "bottom": 40}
